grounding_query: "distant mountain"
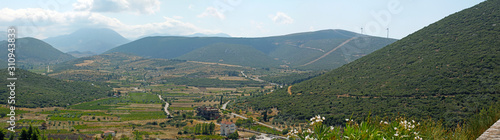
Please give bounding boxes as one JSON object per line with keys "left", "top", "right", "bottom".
{"left": 134, "top": 32, "right": 231, "bottom": 40}
{"left": 0, "top": 68, "right": 113, "bottom": 108}
{"left": 186, "top": 33, "right": 231, "bottom": 37}
{"left": 106, "top": 29, "right": 396, "bottom": 70}
{"left": 0, "top": 31, "right": 6, "bottom": 41}
{"left": 244, "top": 0, "right": 500, "bottom": 127}
{"left": 44, "top": 28, "right": 130, "bottom": 54}
{"left": 0, "top": 37, "right": 74, "bottom": 65}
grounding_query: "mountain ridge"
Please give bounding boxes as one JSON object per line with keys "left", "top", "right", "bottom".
{"left": 44, "top": 28, "right": 130, "bottom": 54}
{"left": 106, "top": 29, "right": 396, "bottom": 70}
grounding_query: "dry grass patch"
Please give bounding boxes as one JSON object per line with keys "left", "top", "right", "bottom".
{"left": 74, "top": 60, "right": 95, "bottom": 66}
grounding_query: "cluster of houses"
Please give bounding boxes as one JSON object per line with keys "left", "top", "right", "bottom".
{"left": 196, "top": 106, "right": 236, "bottom": 136}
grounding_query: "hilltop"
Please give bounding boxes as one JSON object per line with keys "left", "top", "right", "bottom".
{"left": 240, "top": 0, "right": 500, "bottom": 127}
{"left": 44, "top": 28, "right": 130, "bottom": 54}
{"left": 106, "top": 29, "right": 396, "bottom": 70}
{"left": 0, "top": 37, "right": 75, "bottom": 66}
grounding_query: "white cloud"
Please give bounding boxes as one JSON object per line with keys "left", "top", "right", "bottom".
{"left": 0, "top": 8, "right": 219, "bottom": 39}
{"left": 270, "top": 12, "right": 294, "bottom": 24}
{"left": 251, "top": 20, "right": 268, "bottom": 33}
{"left": 73, "top": 0, "right": 160, "bottom": 14}
{"left": 73, "top": 0, "right": 93, "bottom": 11}
{"left": 197, "top": 7, "right": 225, "bottom": 20}
{"left": 172, "top": 16, "right": 183, "bottom": 19}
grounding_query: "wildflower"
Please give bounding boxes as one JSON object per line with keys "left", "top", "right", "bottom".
{"left": 394, "top": 127, "right": 398, "bottom": 130}
{"left": 307, "top": 128, "right": 313, "bottom": 133}
{"left": 346, "top": 119, "right": 349, "bottom": 122}
{"left": 384, "top": 121, "right": 389, "bottom": 125}
{"left": 394, "top": 133, "right": 399, "bottom": 137}
{"left": 330, "top": 126, "right": 334, "bottom": 131}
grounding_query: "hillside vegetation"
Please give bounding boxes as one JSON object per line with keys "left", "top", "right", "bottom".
{"left": 0, "top": 69, "right": 113, "bottom": 108}
{"left": 106, "top": 30, "right": 396, "bottom": 70}
{"left": 0, "top": 37, "right": 74, "bottom": 66}
{"left": 239, "top": 0, "right": 500, "bottom": 127}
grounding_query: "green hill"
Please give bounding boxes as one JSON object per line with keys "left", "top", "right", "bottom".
{"left": 177, "top": 43, "right": 281, "bottom": 68}
{"left": 240, "top": 0, "right": 500, "bottom": 127}
{"left": 0, "top": 37, "right": 75, "bottom": 66}
{"left": 0, "top": 68, "right": 113, "bottom": 108}
{"left": 105, "top": 30, "right": 396, "bottom": 70}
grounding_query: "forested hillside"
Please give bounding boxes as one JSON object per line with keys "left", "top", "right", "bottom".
{"left": 240, "top": 0, "right": 500, "bottom": 127}
{"left": 0, "top": 69, "right": 113, "bottom": 108}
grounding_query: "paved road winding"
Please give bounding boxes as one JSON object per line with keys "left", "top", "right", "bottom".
{"left": 158, "top": 95, "right": 173, "bottom": 117}
{"left": 301, "top": 37, "right": 357, "bottom": 66}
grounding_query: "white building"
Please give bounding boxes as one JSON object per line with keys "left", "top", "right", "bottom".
{"left": 220, "top": 121, "right": 236, "bottom": 136}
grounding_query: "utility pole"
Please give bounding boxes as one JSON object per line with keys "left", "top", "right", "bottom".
{"left": 386, "top": 28, "right": 389, "bottom": 38}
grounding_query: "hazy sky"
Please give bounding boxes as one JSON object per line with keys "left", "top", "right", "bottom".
{"left": 0, "top": 0, "right": 484, "bottom": 40}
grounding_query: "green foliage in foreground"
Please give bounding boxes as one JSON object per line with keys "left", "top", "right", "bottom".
{"left": 289, "top": 104, "right": 500, "bottom": 140}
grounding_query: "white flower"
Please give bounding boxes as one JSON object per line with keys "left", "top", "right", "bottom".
{"left": 384, "top": 121, "right": 389, "bottom": 125}
{"left": 346, "top": 119, "right": 349, "bottom": 122}
{"left": 330, "top": 126, "right": 334, "bottom": 131}
{"left": 322, "top": 117, "right": 325, "bottom": 120}
{"left": 394, "top": 127, "right": 398, "bottom": 130}
{"left": 394, "top": 133, "right": 399, "bottom": 137}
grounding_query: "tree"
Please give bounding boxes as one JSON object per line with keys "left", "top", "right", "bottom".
{"left": 104, "top": 134, "right": 113, "bottom": 140}
{"left": 133, "top": 130, "right": 142, "bottom": 140}
{"left": 0, "top": 129, "right": 5, "bottom": 140}
{"left": 250, "top": 135, "right": 257, "bottom": 140}
{"left": 220, "top": 96, "right": 223, "bottom": 106}
{"left": 120, "top": 135, "right": 130, "bottom": 140}
{"left": 19, "top": 129, "right": 29, "bottom": 140}
{"left": 30, "top": 129, "right": 39, "bottom": 140}
{"left": 262, "top": 110, "right": 268, "bottom": 122}
{"left": 209, "top": 122, "right": 216, "bottom": 135}
{"left": 227, "top": 131, "right": 239, "bottom": 140}
{"left": 9, "top": 133, "right": 14, "bottom": 140}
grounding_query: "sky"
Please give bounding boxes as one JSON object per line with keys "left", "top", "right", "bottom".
{"left": 0, "top": 0, "right": 485, "bottom": 40}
